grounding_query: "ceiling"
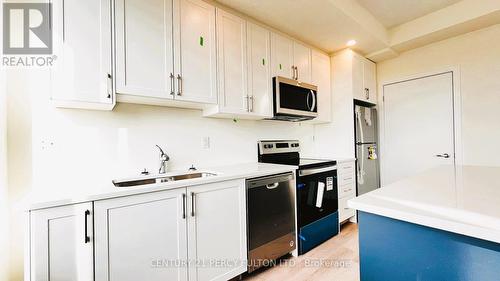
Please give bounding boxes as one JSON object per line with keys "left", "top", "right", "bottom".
{"left": 215, "top": 0, "right": 500, "bottom": 61}
{"left": 215, "top": 0, "right": 388, "bottom": 54}
{"left": 357, "top": 0, "right": 462, "bottom": 28}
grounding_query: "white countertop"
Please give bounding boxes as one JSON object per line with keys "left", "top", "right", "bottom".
{"left": 25, "top": 163, "right": 297, "bottom": 211}
{"left": 349, "top": 165, "right": 500, "bottom": 243}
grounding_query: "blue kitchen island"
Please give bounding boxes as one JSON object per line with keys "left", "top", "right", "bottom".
{"left": 349, "top": 166, "right": 500, "bottom": 281}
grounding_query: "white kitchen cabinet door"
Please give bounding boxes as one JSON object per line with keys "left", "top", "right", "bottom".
{"left": 309, "top": 50, "right": 331, "bottom": 123}
{"left": 247, "top": 22, "right": 272, "bottom": 118}
{"left": 173, "top": 0, "right": 217, "bottom": 103}
{"left": 30, "top": 203, "right": 93, "bottom": 281}
{"left": 293, "top": 41, "right": 312, "bottom": 83}
{"left": 216, "top": 9, "right": 248, "bottom": 113}
{"left": 363, "top": 59, "right": 377, "bottom": 104}
{"left": 352, "top": 54, "right": 365, "bottom": 102}
{"left": 94, "top": 189, "right": 188, "bottom": 281}
{"left": 115, "top": 0, "right": 174, "bottom": 98}
{"left": 271, "top": 33, "right": 294, "bottom": 79}
{"left": 51, "top": 0, "right": 114, "bottom": 110}
{"left": 187, "top": 180, "right": 247, "bottom": 281}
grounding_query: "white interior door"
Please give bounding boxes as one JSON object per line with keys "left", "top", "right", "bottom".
{"left": 383, "top": 72, "right": 455, "bottom": 184}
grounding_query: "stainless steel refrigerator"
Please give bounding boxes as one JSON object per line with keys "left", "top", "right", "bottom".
{"left": 355, "top": 105, "right": 380, "bottom": 196}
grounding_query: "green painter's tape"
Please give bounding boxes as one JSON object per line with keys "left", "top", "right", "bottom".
{"left": 279, "top": 63, "right": 282, "bottom": 70}
{"left": 199, "top": 36, "right": 204, "bottom": 46}
{"left": 262, "top": 58, "right": 265, "bottom": 66}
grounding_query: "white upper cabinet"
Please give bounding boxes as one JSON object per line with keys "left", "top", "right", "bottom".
{"left": 51, "top": 0, "right": 114, "bottom": 110}
{"left": 94, "top": 189, "right": 188, "bottom": 281}
{"left": 204, "top": 15, "right": 273, "bottom": 119}
{"left": 115, "top": 0, "right": 174, "bottom": 98}
{"left": 187, "top": 180, "right": 247, "bottom": 281}
{"left": 173, "top": 0, "right": 217, "bottom": 103}
{"left": 271, "top": 33, "right": 294, "bottom": 79}
{"left": 271, "top": 33, "right": 312, "bottom": 83}
{"left": 30, "top": 203, "right": 94, "bottom": 281}
{"left": 293, "top": 42, "right": 312, "bottom": 83}
{"left": 352, "top": 54, "right": 377, "bottom": 104}
{"left": 363, "top": 59, "right": 377, "bottom": 104}
{"left": 215, "top": 9, "right": 248, "bottom": 113}
{"left": 308, "top": 50, "right": 331, "bottom": 123}
{"left": 246, "top": 22, "right": 272, "bottom": 118}
{"left": 115, "top": 0, "right": 217, "bottom": 105}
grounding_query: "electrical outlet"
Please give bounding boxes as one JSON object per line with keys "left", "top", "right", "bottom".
{"left": 202, "top": 137, "right": 210, "bottom": 149}
{"left": 41, "top": 139, "right": 55, "bottom": 150}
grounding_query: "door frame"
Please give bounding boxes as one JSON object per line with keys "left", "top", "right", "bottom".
{"left": 378, "top": 66, "right": 463, "bottom": 186}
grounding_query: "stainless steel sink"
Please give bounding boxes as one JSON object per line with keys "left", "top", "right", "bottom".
{"left": 113, "top": 172, "right": 218, "bottom": 187}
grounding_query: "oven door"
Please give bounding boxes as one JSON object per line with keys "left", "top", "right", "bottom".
{"left": 297, "top": 165, "right": 338, "bottom": 228}
{"left": 274, "top": 76, "right": 318, "bottom": 117}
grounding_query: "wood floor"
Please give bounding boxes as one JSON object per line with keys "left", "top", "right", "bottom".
{"left": 242, "top": 222, "right": 360, "bottom": 281}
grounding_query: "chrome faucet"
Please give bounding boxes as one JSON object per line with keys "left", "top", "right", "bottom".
{"left": 155, "top": 145, "right": 170, "bottom": 174}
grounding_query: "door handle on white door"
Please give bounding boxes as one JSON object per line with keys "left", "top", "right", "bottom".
{"left": 435, "top": 153, "right": 451, "bottom": 158}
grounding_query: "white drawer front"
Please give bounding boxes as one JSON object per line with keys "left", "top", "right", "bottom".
{"left": 338, "top": 163, "right": 355, "bottom": 175}
{"left": 339, "top": 197, "right": 355, "bottom": 222}
{"left": 339, "top": 182, "right": 355, "bottom": 199}
{"left": 338, "top": 173, "right": 355, "bottom": 185}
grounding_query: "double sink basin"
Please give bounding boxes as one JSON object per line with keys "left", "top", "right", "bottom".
{"left": 113, "top": 172, "right": 218, "bottom": 187}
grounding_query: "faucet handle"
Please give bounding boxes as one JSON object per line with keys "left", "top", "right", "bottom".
{"left": 188, "top": 165, "right": 197, "bottom": 171}
{"left": 141, "top": 168, "right": 150, "bottom": 175}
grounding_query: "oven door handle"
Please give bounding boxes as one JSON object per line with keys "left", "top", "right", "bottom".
{"left": 299, "top": 166, "right": 337, "bottom": 176}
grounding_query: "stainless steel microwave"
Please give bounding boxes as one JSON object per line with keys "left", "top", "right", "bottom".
{"left": 270, "top": 76, "right": 318, "bottom": 122}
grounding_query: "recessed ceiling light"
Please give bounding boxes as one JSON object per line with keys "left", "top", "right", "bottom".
{"left": 346, "top": 40, "right": 357, "bottom": 46}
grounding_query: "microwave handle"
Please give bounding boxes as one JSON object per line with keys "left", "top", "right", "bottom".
{"left": 310, "top": 90, "right": 316, "bottom": 112}
{"left": 306, "top": 91, "right": 311, "bottom": 110}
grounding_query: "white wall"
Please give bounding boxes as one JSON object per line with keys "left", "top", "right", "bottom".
{"left": 1, "top": 53, "right": 10, "bottom": 281}
{"left": 0, "top": 3, "right": 10, "bottom": 280}
{"left": 377, "top": 23, "right": 500, "bottom": 168}
{"left": 5, "top": 66, "right": 316, "bottom": 280}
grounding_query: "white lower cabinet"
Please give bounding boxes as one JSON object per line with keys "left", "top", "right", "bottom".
{"left": 338, "top": 160, "right": 357, "bottom": 223}
{"left": 29, "top": 180, "right": 247, "bottom": 281}
{"left": 30, "top": 203, "right": 94, "bottom": 281}
{"left": 94, "top": 188, "right": 188, "bottom": 281}
{"left": 187, "top": 180, "right": 247, "bottom": 281}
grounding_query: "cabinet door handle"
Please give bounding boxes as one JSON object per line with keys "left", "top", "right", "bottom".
{"left": 170, "top": 73, "right": 175, "bottom": 96}
{"left": 84, "top": 210, "right": 90, "bottom": 243}
{"left": 191, "top": 192, "right": 196, "bottom": 217}
{"left": 177, "top": 74, "right": 182, "bottom": 96}
{"left": 295, "top": 66, "right": 299, "bottom": 80}
{"left": 182, "top": 193, "right": 187, "bottom": 219}
{"left": 365, "top": 88, "right": 369, "bottom": 100}
{"left": 435, "top": 153, "right": 451, "bottom": 158}
{"left": 106, "top": 73, "right": 112, "bottom": 99}
{"left": 249, "top": 96, "right": 254, "bottom": 112}
{"left": 245, "top": 96, "right": 250, "bottom": 112}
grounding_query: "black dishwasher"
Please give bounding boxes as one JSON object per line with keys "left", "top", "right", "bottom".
{"left": 246, "top": 172, "right": 296, "bottom": 272}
